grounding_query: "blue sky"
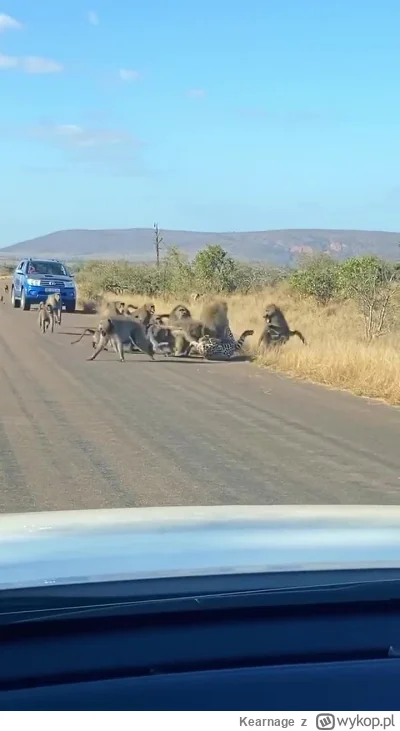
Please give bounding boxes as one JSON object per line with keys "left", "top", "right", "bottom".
{"left": 1, "top": 0, "right": 400, "bottom": 246}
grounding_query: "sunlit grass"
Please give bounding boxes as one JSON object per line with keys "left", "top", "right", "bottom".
{"left": 84, "top": 285, "right": 400, "bottom": 406}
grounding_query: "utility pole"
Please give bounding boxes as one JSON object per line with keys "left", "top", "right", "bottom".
{"left": 153, "top": 222, "right": 163, "bottom": 268}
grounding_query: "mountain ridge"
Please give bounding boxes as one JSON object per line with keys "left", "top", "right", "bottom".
{"left": 1, "top": 227, "right": 399, "bottom": 266}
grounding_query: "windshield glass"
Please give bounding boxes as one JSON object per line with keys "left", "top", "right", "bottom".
{"left": 0, "top": 2, "right": 399, "bottom": 603}
{"left": 28, "top": 261, "right": 68, "bottom": 276}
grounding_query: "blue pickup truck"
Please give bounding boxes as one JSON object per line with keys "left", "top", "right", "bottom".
{"left": 11, "top": 258, "right": 77, "bottom": 312}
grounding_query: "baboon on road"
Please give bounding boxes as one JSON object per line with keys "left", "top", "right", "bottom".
{"left": 146, "top": 316, "right": 178, "bottom": 356}
{"left": 46, "top": 293, "right": 62, "bottom": 325}
{"left": 258, "top": 304, "right": 306, "bottom": 351}
{"left": 4, "top": 284, "right": 9, "bottom": 293}
{"left": 38, "top": 302, "right": 54, "bottom": 334}
{"left": 72, "top": 316, "right": 155, "bottom": 362}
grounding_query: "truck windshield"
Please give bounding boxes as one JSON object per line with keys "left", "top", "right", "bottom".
{"left": 28, "top": 261, "right": 67, "bottom": 276}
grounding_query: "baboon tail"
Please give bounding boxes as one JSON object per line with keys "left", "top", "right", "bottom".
{"left": 290, "top": 329, "right": 306, "bottom": 345}
{"left": 71, "top": 328, "right": 96, "bottom": 344}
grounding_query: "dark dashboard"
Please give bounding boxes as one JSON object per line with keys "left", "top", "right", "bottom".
{"left": 0, "top": 569, "right": 399, "bottom": 710}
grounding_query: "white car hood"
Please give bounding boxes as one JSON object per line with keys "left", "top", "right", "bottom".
{"left": 1, "top": 505, "right": 400, "bottom": 590}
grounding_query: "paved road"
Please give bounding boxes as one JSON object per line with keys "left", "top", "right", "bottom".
{"left": 0, "top": 303, "right": 399, "bottom": 512}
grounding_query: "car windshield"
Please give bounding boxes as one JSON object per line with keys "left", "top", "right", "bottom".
{"left": 1, "top": 2, "right": 400, "bottom": 613}
{"left": 28, "top": 261, "right": 67, "bottom": 276}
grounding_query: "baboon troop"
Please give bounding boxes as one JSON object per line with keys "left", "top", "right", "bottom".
{"left": 257, "top": 304, "right": 306, "bottom": 351}
{"left": 2, "top": 275, "right": 306, "bottom": 367}
{"left": 70, "top": 295, "right": 307, "bottom": 362}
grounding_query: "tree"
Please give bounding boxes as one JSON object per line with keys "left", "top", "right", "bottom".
{"left": 337, "top": 255, "right": 399, "bottom": 341}
{"left": 193, "top": 244, "right": 236, "bottom": 293}
{"left": 153, "top": 223, "right": 163, "bottom": 268}
{"left": 162, "top": 246, "right": 194, "bottom": 296}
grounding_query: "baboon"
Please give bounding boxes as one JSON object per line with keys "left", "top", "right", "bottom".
{"left": 46, "top": 293, "right": 62, "bottom": 325}
{"left": 258, "top": 304, "right": 306, "bottom": 350}
{"left": 130, "top": 302, "right": 156, "bottom": 329}
{"left": 159, "top": 302, "right": 231, "bottom": 357}
{"left": 0, "top": 295, "right": 3, "bottom": 303}
{"left": 156, "top": 304, "right": 199, "bottom": 356}
{"left": 4, "top": 284, "right": 9, "bottom": 293}
{"left": 38, "top": 302, "right": 54, "bottom": 334}
{"left": 168, "top": 318, "right": 205, "bottom": 356}
{"left": 159, "top": 304, "right": 191, "bottom": 324}
{"left": 102, "top": 301, "right": 125, "bottom": 317}
{"left": 88, "top": 316, "right": 155, "bottom": 362}
{"left": 146, "top": 317, "right": 176, "bottom": 356}
{"left": 200, "top": 300, "right": 230, "bottom": 339}
{"left": 170, "top": 301, "right": 230, "bottom": 355}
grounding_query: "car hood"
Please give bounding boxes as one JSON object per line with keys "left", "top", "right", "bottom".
{"left": 1, "top": 505, "right": 400, "bottom": 590}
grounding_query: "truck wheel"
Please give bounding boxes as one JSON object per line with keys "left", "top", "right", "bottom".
{"left": 21, "top": 289, "right": 31, "bottom": 311}
{"left": 11, "top": 287, "right": 20, "bottom": 308}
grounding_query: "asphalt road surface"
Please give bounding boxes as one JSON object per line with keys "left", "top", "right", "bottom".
{"left": 0, "top": 303, "right": 399, "bottom": 513}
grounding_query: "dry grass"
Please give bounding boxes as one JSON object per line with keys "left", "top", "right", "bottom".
{"left": 86, "top": 287, "right": 400, "bottom": 406}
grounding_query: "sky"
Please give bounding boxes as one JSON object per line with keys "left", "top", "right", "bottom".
{"left": 1, "top": 0, "right": 400, "bottom": 246}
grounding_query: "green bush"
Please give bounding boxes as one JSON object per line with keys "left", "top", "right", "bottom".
{"left": 337, "top": 255, "right": 398, "bottom": 341}
{"left": 289, "top": 253, "right": 339, "bottom": 304}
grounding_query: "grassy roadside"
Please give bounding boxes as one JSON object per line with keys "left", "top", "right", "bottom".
{"left": 96, "top": 287, "right": 400, "bottom": 407}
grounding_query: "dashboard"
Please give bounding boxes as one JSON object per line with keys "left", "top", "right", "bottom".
{"left": 0, "top": 570, "right": 399, "bottom": 710}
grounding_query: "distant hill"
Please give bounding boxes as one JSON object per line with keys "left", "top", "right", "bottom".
{"left": 1, "top": 228, "right": 400, "bottom": 267}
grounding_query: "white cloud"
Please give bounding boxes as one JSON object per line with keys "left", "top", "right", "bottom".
{"left": 187, "top": 88, "right": 206, "bottom": 98}
{"left": 87, "top": 10, "right": 99, "bottom": 26}
{"left": 28, "top": 122, "right": 143, "bottom": 176}
{"left": 0, "top": 54, "right": 63, "bottom": 73}
{"left": 0, "top": 52, "right": 18, "bottom": 68}
{"left": 23, "top": 56, "right": 63, "bottom": 74}
{"left": 32, "top": 123, "right": 136, "bottom": 149}
{"left": 119, "top": 68, "right": 140, "bottom": 82}
{"left": 0, "top": 13, "right": 22, "bottom": 32}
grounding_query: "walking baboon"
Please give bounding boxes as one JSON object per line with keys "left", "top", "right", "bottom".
{"left": 258, "top": 304, "right": 306, "bottom": 350}
{"left": 4, "top": 284, "right": 9, "bottom": 293}
{"left": 46, "top": 293, "right": 62, "bottom": 325}
{"left": 88, "top": 316, "right": 155, "bottom": 362}
{"left": 38, "top": 302, "right": 54, "bottom": 334}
